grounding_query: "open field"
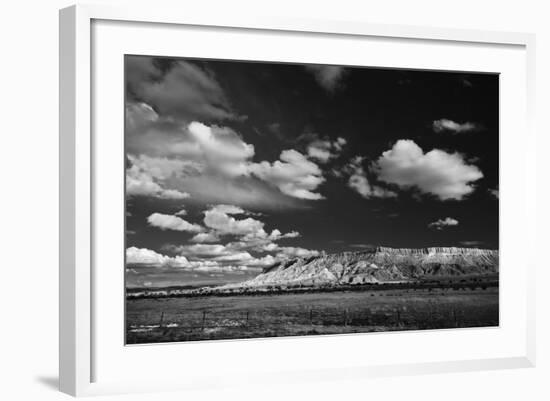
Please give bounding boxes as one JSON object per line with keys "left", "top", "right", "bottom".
{"left": 126, "top": 286, "right": 499, "bottom": 344}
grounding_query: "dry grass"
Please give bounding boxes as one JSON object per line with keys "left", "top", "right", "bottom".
{"left": 126, "top": 287, "right": 498, "bottom": 344}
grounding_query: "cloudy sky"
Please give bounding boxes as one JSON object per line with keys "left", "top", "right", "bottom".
{"left": 125, "top": 55, "right": 499, "bottom": 288}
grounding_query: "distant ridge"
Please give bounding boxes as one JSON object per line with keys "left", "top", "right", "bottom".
{"left": 224, "top": 247, "right": 498, "bottom": 289}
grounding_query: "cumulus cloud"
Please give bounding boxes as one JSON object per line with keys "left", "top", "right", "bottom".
{"left": 166, "top": 242, "right": 273, "bottom": 269}
{"left": 334, "top": 137, "right": 347, "bottom": 151}
{"left": 239, "top": 229, "right": 300, "bottom": 247}
{"left": 432, "top": 119, "right": 480, "bottom": 134}
{"left": 201, "top": 205, "right": 300, "bottom": 244}
{"left": 306, "top": 137, "right": 347, "bottom": 163}
{"left": 267, "top": 229, "right": 300, "bottom": 241}
{"left": 187, "top": 122, "right": 255, "bottom": 176}
{"left": 488, "top": 188, "right": 499, "bottom": 199}
{"left": 126, "top": 117, "right": 285, "bottom": 206}
{"left": 128, "top": 154, "right": 193, "bottom": 181}
{"left": 244, "top": 254, "right": 277, "bottom": 268}
{"left": 126, "top": 165, "right": 190, "bottom": 200}
{"left": 276, "top": 246, "right": 321, "bottom": 259}
{"left": 305, "top": 65, "right": 347, "bottom": 92}
{"left": 158, "top": 204, "right": 302, "bottom": 270}
{"left": 126, "top": 109, "right": 328, "bottom": 204}
{"left": 126, "top": 247, "right": 190, "bottom": 267}
{"left": 192, "top": 264, "right": 252, "bottom": 273}
{"left": 248, "top": 149, "right": 325, "bottom": 200}
{"left": 126, "top": 57, "right": 238, "bottom": 121}
{"left": 190, "top": 231, "right": 220, "bottom": 243}
{"left": 160, "top": 203, "right": 311, "bottom": 269}
{"left": 128, "top": 121, "right": 255, "bottom": 176}
{"left": 428, "top": 217, "right": 459, "bottom": 230}
{"left": 126, "top": 102, "right": 159, "bottom": 132}
{"left": 127, "top": 113, "right": 325, "bottom": 205}
{"left": 261, "top": 242, "right": 279, "bottom": 252}
{"left": 126, "top": 247, "right": 258, "bottom": 272}
{"left": 125, "top": 102, "right": 196, "bottom": 158}
{"left": 170, "top": 243, "right": 229, "bottom": 257}
{"left": 213, "top": 252, "right": 254, "bottom": 262}
{"left": 172, "top": 173, "right": 305, "bottom": 210}
{"left": 126, "top": 104, "right": 252, "bottom": 166}
{"left": 203, "top": 206, "right": 265, "bottom": 236}
{"left": 174, "top": 208, "right": 187, "bottom": 216}
{"left": 344, "top": 156, "right": 397, "bottom": 199}
{"left": 374, "top": 140, "right": 483, "bottom": 200}
{"left": 174, "top": 240, "right": 318, "bottom": 264}
{"left": 207, "top": 204, "right": 246, "bottom": 215}
{"left": 307, "top": 143, "right": 332, "bottom": 163}
{"left": 126, "top": 154, "right": 192, "bottom": 199}
{"left": 147, "top": 213, "right": 204, "bottom": 233}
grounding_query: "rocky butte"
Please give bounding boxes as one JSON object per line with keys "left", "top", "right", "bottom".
{"left": 126, "top": 247, "right": 499, "bottom": 299}
{"left": 221, "top": 246, "right": 499, "bottom": 290}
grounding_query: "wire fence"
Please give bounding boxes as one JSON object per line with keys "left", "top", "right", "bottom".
{"left": 127, "top": 303, "right": 494, "bottom": 336}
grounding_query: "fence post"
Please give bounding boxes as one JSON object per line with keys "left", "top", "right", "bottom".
{"left": 159, "top": 311, "right": 164, "bottom": 328}
{"left": 201, "top": 311, "right": 207, "bottom": 331}
{"left": 344, "top": 308, "right": 348, "bottom": 326}
{"left": 309, "top": 308, "right": 313, "bottom": 325}
{"left": 245, "top": 311, "right": 249, "bottom": 327}
{"left": 396, "top": 309, "right": 401, "bottom": 326}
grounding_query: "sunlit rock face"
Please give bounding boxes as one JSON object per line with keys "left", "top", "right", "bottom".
{"left": 225, "top": 247, "right": 499, "bottom": 289}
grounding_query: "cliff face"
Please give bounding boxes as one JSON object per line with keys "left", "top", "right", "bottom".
{"left": 231, "top": 247, "right": 498, "bottom": 288}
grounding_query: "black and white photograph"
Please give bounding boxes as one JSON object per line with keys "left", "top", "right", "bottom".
{"left": 124, "top": 55, "right": 499, "bottom": 344}
{"left": 3, "top": 0, "right": 549, "bottom": 399}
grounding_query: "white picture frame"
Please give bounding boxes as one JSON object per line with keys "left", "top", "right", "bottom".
{"left": 59, "top": 4, "right": 536, "bottom": 397}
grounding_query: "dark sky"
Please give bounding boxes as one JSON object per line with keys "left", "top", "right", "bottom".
{"left": 124, "top": 55, "right": 499, "bottom": 288}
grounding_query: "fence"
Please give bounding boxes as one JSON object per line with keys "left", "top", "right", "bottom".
{"left": 127, "top": 303, "right": 485, "bottom": 337}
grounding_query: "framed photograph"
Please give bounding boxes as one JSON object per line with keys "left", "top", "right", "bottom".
{"left": 59, "top": 4, "right": 536, "bottom": 396}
